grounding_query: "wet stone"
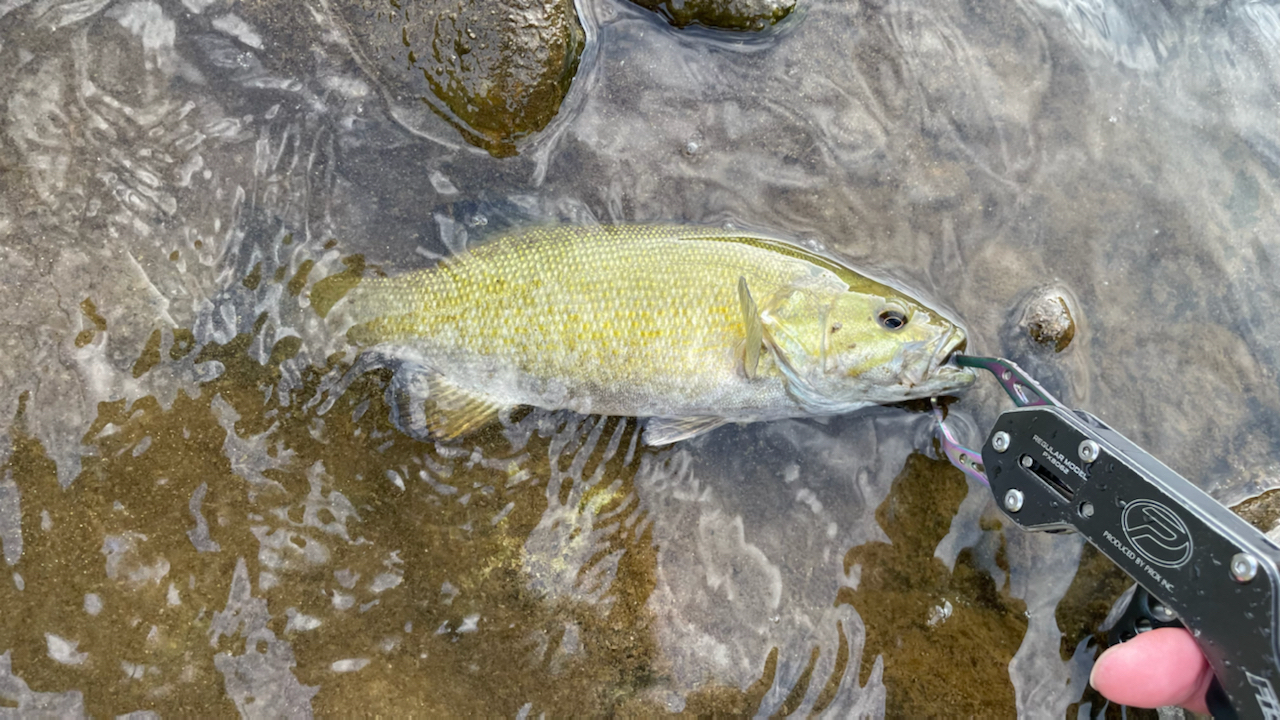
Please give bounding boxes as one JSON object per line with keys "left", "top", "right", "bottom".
{"left": 335, "top": 0, "right": 584, "bottom": 157}
{"left": 996, "top": 285, "right": 1089, "bottom": 405}
{"left": 1232, "top": 490, "right": 1280, "bottom": 537}
{"left": 1020, "top": 287, "right": 1077, "bottom": 353}
{"left": 630, "top": 0, "right": 794, "bottom": 31}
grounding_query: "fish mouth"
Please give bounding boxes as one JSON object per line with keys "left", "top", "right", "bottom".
{"left": 902, "top": 326, "right": 975, "bottom": 391}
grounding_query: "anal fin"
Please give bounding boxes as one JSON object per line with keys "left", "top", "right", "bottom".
{"left": 644, "top": 415, "right": 730, "bottom": 446}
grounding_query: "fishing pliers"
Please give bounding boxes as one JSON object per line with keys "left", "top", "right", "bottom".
{"left": 935, "top": 356, "right": 1280, "bottom": 720}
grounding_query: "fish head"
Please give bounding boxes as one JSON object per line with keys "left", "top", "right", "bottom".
{"left": 762, "top": 282, "right": 975, "bottom": 412}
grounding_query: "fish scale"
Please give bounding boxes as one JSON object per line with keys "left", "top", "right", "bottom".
{"left": 350, "top": 227, "right": 789, "bottom": 389}
{"left": 339, "top": 225, "right": 973, "bottom": 444}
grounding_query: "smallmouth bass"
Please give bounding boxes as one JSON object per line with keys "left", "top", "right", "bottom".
{"left": 339, "top": 225, "right": 974, "bottom": 444}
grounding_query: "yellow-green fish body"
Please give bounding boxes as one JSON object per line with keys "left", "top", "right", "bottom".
{"left": 340, "top": 225, "right": 973, "bottom": 443}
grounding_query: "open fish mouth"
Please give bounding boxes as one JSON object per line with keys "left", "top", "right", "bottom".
{"left": 902, "top": 327, "right": 973, "bottom": 389}
{"left": 931, "top": 327, "right": 969, "bottom": 375}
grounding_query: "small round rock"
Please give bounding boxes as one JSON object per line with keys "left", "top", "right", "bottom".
{"left": 1021, "top": 289, "right": 1076, "bottom": 352}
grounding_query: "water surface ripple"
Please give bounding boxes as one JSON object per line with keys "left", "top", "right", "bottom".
{"left": 1, "top": 0, "right": 1278, "bottom": 715}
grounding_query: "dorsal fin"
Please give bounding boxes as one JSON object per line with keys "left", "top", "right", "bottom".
{"left": 737, "top": 276, "right": 763, "bottom": 380}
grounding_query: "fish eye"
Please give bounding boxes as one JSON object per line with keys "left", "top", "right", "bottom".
{"left": 877, "top": 307, "right": 908, "bottom": 331}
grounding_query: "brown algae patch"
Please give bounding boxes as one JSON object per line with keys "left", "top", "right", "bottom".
{"left": 75, "top": 298, "right": 108, "bottom": 348}
{"left": 1, "top": 313, "right": 673, "bottom": 715}
{"left": 3, "top": 391, "right": 243, "bottom": 715}
{"left": 838, "top": 454, "right": 1027, "bottom": 716}
{"left": 131, "top": 329, "right": 164, "bottom": 379}
{"left": 1054, "top": 544, "right": 1140, "bottom": 718}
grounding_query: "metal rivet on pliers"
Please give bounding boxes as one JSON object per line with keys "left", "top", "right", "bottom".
{"left": 1231, "top": 553, "right": 1259, "bottom": 583}
{"left": 1079, "top": 440, "right": 1100, "bottom": 463}
{"left": 992, "top": 432, "right": 1010, "bottom": 453}
{"left": 1004, "top": 489, "right": 1024, "bottom": 513}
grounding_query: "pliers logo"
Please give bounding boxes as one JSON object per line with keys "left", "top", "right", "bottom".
{"left": 1121, "top": 499, "right": 1193, "bottom": 569}
{"left": 1246, "top": 671, "right": 1280, "bottom": 720}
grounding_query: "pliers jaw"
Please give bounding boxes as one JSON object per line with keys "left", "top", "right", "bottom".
{"left": 953, "top": 355, "right": 1062, "bottom": 409}
{"left": 932, "top": 398, "right": 988, "bottom": 486}
{"left": 934, "top": 356, "right": 1064, "bottom": 485}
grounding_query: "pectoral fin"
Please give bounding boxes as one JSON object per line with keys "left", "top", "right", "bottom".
{"left": 422, "top": 374, "right": 507, "bottom": 439}
{"left": 381, "top": 367, "right": 510, "bottom": 441}
{"left": 644, "top": 416, "right": 730, "bottom": 446}
{"left": 738, "top": 276, "right": 764, "bottom": 380}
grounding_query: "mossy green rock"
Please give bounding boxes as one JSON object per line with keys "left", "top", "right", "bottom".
{"left": 631, "top": 0, "right": 794, "bottom": 31}
{"left": 338, "top": 0, "right": 584, "bottom": 157}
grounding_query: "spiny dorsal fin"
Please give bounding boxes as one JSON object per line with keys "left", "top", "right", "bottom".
{"left": 737, "top": 276, "right": 763, "bottom": 380}
{"left": 423, "top": 374, "right": 506, "bottom": 440}
{"left": 644, "top": 415, "right": 730, "bottom": 446}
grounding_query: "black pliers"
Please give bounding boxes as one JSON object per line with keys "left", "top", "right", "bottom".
{"left": 935, "top": 356, "right": 1280, "bottom": 720}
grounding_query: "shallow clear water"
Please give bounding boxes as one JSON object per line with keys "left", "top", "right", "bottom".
{"left": 1, "top": 0, "right": 1278, "bottom": 715}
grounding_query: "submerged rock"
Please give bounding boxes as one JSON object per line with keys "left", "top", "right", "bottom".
{"left": 336, "top": 0, "right": 584, "bottom": 157}
{"left": 996, "top": 285, "right": 1090, "bottom": 407}
{"left": 1020, "top": 288, "right": 1077, "bottom": 353}
{"left": 630, "top": 0, "right": 795, "bottom": 31}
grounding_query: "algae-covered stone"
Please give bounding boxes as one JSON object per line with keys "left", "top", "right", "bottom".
{"left": 631, "top": 0, "right": 794, "bottom": 31}
{"left": 1019, "top": 287, "right": 1077, "bottom": 353}
{"left": 337, "top": 0, "right": 584, "bottom": 157}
